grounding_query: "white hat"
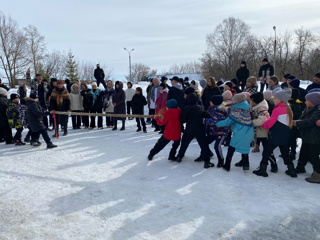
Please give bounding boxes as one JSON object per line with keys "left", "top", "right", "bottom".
{"left": 91, "top": 82, "right": 97, "bottom": 87}
{"left": 0, "top": 87, "right": 7, "bottom": 95}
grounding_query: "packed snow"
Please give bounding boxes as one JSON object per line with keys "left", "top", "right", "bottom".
{"left": 1, "top": 81, "right": 320, "bottom": 240}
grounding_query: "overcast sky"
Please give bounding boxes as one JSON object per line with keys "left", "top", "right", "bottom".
{"left": 1, "top": 0, "right": 320, "bottom": 79}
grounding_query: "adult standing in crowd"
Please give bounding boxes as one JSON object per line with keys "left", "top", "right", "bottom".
{"left": 50, "top": 80, "right": 71, "bottom": 137}
{"left": 18, "top": 83, "right": 27, "bottom": 105}
{"left": 104, "top": 80, "right": 115, "bottom": 128}
{"left": 161, "top": 76, "right": 170, "bottom": 90}
{"left": 0, "top": 88, "right": 13, "bottom": 144}
{"left": 167, "top": 76, "right": 184, "bottom": 109}
{"left": 87, "top": 82, "right": 104, "bottom": 129}
{"left": 70, "top": 84, "right": 83, "bottom": 129}
{"left": 48, "top": 78, "right": 58, "bottom": 129}
{"left": 80, "top": 84, "right": 90, "bottom": 128}
{"left": 125, "top": 82, "right": 135, "bottom": 120}
{"left": 236, "top": 61, "right": 250, "bottom": 91}
{"left": 94, "top": 64, "right": 107, "bottom": 89}
{"left": 306, "top": 72, "right": 320, "bottom": 93}
{"left": 113, "top": 81, "right": 126, "bottom": 131}
{"left": 38, "top": 79, "right": 49, "bottom": 129}
{"left": 64, "top": 79, "right": 72, "bottom": 93}
{"left": 146, "top": 78, "right": 154, "bottom": 124}
{"left": 258, "top": 58, "right": 274, "bottom": 92}
{"left": 149, "top": 77, "right": 161, "bottom": 131}
{"left": 201, "top": 77, "right": 221, "bottom": 110}
{"left": 0, "top": 78, "right": 10, "bottom": 91}
{"left": 26, "top": 68, "right": 42, "bottom": 96}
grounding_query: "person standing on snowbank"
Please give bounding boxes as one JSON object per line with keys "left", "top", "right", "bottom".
{"left": 236, "top": 61, "right": 250, "bottom": 91}
{"left": 94, "top": 64, "right": 107, "bottom": 89}
{"left": 25, "top": 93, "right": 57, "bottom": 148}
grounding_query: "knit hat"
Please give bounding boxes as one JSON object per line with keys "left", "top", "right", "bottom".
{"left": 91, "top": 82, "right": 97, "bottom": 87}
{"left": 288, "top": 75, "right": 296, "bottom": 80}
{"left": 241, "top": 61, "right": 246, "bottom": 65}
{"left": 166, "top": 99, "right": 178, "bottom": 109}
{"left": 250, "top": 92, "right": 264, "bottom": 104}
{"left": 161, "top": 76, "right": 168, "bottom": 82}
{"left": 225, "top": 82, "right": 233, "bottom": 89}
{"left": 190, "top": 80, "right": 199, "bottom": 89}
{"left": 305, "top": 92, "right": 320, "bottom": 105}
{"left": 283, "top": 73, "right": 291, "bottom": 79}
{"left": 159, "top": 82, "right": 166, "bottom": 89}
{"left": 262, "top": 58, "right": 268, "bottom": 62}
{"left": 10, "top": 93, "right": 20, "bottom": 100}
{"left": 263, "top": 90, "right": 272, "bottom": 101}
{"left": 210, "top": 95, "right": 223, "bottom": 106}
{"left": 272, "top": 88, "right": 292, "bottom": 103}
{"left": 247, "top": 76, "right": 257, "bottom": 86}
{"left": 184, "top": 87, "right": 195, "bottom": 95}
{"left": 179, "top": 78, "right": 184, "bottom": 84}
{"left": 289, "top": 78, "right": 300, "bottom": 89}
{"left": 170, "top": 76, "right": 180, "bottom": 82}
{"left": 291, "top": 88, "right": 300, "bottom": 100}
{"left": 0, "top": 87, "right": 7, "bottom": 95}
{"left": 222, "top": 90, "right": 232, "bottom": 100}
{"left": 30, "top": 93, "right": 38, "bottom": 99}
{"left": 216, "top": 80, "right": 224, "bottom": 86}
{"left": 308, "top": 88, "right": 320, "bottom": 93}
{"left": 232, "top": 93, "right": 246, "bottom": 104}
{"left": 242, "top": 92, "right": 251, "bottom": 100}
{"left": 51, "top": 78, "right": 57, "bottom": 82}
{"left": 315, "top": 72, "right": 320, "bottom": 78}
{"left": 231, "top": 79, "right": 238, "bottom": 86}
{"left": 199, "top": 79, "right": 207, "bottom": 88}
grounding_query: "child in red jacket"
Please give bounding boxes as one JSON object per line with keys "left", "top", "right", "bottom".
{"left": 148, "top": 99, "right": 181, "bottom": 161}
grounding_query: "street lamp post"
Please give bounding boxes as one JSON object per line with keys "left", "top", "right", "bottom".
{"left": 273, "top": 26, "right": 276, "bottom": 75}
{"left": 124, "top": 47, "right": 134, "bottom": 82}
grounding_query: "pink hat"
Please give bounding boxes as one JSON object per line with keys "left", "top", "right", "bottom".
{"left": 242, "top": 92, "right": 251, "bottom": 100}
{"left": 222, "top": 90, "right": 232, "bottom": 100}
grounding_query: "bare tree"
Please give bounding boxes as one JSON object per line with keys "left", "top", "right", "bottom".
{"left": 78, "top": 60, "right": 113, "bottom": 81}
{"left": 37, "top": 50, "right": 68, "bottom": 80}
{"left": 165, "top": 61, "right": 202, "bottom": 75}
{"left": 24, "top": 25, "right": 47, "bottom": 74}
{"left": 0, "top": 13, "right": 28, "bottom": 87}
{"left": 126, "top": 63, "right": 156, "bottom": 83}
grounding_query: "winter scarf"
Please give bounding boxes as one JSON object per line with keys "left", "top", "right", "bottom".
{"left": 50, "top": 87, "right": 70, "bottom": 107}
{"left": 89, "top": 89, "right": 102, "bottom": 106}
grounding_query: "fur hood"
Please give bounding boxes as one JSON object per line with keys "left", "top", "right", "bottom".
{"left": 251, "top": 99, "right": 269, "bottom": 112}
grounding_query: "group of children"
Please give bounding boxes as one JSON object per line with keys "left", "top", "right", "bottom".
{"left": 148, "top": 75, "right": 320, "bottom": 184}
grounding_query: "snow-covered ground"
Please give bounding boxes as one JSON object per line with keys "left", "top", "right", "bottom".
{"left": 1, "top": 81, "right": 320, "bottom": 240}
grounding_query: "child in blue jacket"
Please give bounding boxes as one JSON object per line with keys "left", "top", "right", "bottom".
{"left": 216, "top": 93, "right": 254, "bottom": 171}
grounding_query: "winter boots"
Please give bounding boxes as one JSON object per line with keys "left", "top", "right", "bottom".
{"left": 137, "top": 127, "right": 141, "bottom": 132}
{"left": 234, "top": 155, "right": 249, "bottom": 170}
{"left": 305, "top": 171, "right": 320, "bottom": 184}
{"left": 204, "top": 161, "right": 214, "bottom": 168}
{"left": 252, "top": 145, "right": 260, "bottom": 153}
{"left": 285, "top": 163, "right": 297, "bottom": 178}
{"left": 147, "top": 154, "right": 153, "bottom": 161}
{"left": 47, "top": 142, "right": 57, "bottom": 149}
{"left": 217, "top": 159, "right": 224, "bottom": 168}
{"left": 295, "top": 162, "right": 306, "bottom": 174}
{"left": 253, "top": 163, "right": 268, "bottom": 177}
{"left": 223, "top": 158, "right": 232, "bottom": 172}
{"left": 15, "top": 139, "right": 26, "bottom": 146}
{"left": 194, "top": 156, "right": 204, "bottom": 162}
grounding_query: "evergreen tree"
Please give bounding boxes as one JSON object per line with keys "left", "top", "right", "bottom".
{"left": 65, "top": 50, "right": 79, "bottom": 82}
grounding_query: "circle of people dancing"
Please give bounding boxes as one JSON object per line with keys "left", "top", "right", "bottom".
{"left": 0, "top": 59, "right": 320, "bottom": 184}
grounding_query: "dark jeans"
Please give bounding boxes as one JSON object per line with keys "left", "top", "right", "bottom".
{"left": 297, "top": 143, "right": 320, "bottom": 173}
{"left": 150, "top": 109, "right": 159, "bottom": 130}
{"left": 261, "top": 142, "right": 292, "bottom": 165}
{"left": 106, "top": 114, "right": 113, "bottom": 126}
{"left": 0, "top": 126, "right": 13, "bottom": 143}
{"left": 204, "top": 135, "right": 226, "bottom": 160}
{"left": 90, "top": 109, "right": 103, "bottom": 128}
{"left": 32, "top": 129, "right": 51, "bottom": 144}
{"left": 126, "top": 101, "right": 133, "bottom": 116}
{"left": 71, "top": 110, "right": 82, "bottom": 128}
{"left": 136, "top": 117, "right": 146, "bottom": 130}
{"left": 97, "top": 79, "right": 107, "bottom": 89}
{"left": 178, "top": 133, "right": 210, "bottom": 160}
{"left": 150, "top": 135, "right": 180, "bottom": 158}
{"left": 147, "top": 109, "right": 152, "bottom": 123}
{"left": 13, "top": 127, "right": 23, "bottom": 141}
{"left": 289, "top": 127, "right": 298, "bottom": 155}
{"left": 82, "top": 109, "right": 90, "bottom": 127}
{"left": 43, "top": 115, "right": 48, "bottom": 128}
{"left": 260, "top": 82, "right": 269, "bottom": 92}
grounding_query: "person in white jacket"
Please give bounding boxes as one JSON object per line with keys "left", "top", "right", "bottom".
{"left": 70, "top": 84, "right": 83, "bottom": 129}
{"left": 125, "top": 82, "right": 135, "bottom": 120}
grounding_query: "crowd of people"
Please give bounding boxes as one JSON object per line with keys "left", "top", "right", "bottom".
{"left": 0, "top": 60, "right": 320, "bottom": 184}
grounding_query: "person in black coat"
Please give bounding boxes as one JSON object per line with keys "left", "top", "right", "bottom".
{"left": 168, "top": 76, "right": 184, "bottom": 109}
{"left": 80, "top": 84, "right": 90, "bottom": 128}
{"left": 17, "top": 83, "right": 27, "bottom": 105}
{"left": 48, "top": 78, "right": 58, "bottom": 129}
{"left": 25, "top": 94, "right": 57, "bottom": 148}
{"left": 201, "top": 77, "right": 221, "bottom": 110}
{"left": 131, "top": 87, "right": 147, "bottom": 133}
{"left": 0, "top": 78, "right": 10, "bottom": 91}
{"left": 236, "top": 61, "right": 250, "bottom": 91}
{"left": 94, "top": 64, "right": 107, "bottom": 89}
{"left": 64, "top": 79, "right": 73, "bottom": 93}
{"left": 50, "top": 80, "right": 71, "bottom": 136}
{"left": 112, "top": 81, "right": 126, "bottom": 131}
{"left": 87, "top": 82, "right": 104, "bottom": 129}
{"left": 175, "top": 92, "right": 214, "bottom": 168}
{"left": 258, "top": 58, "right": 274, "bottom": 92}
{"left": 0, "top": 88, "right": 13, "bottom": 144}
